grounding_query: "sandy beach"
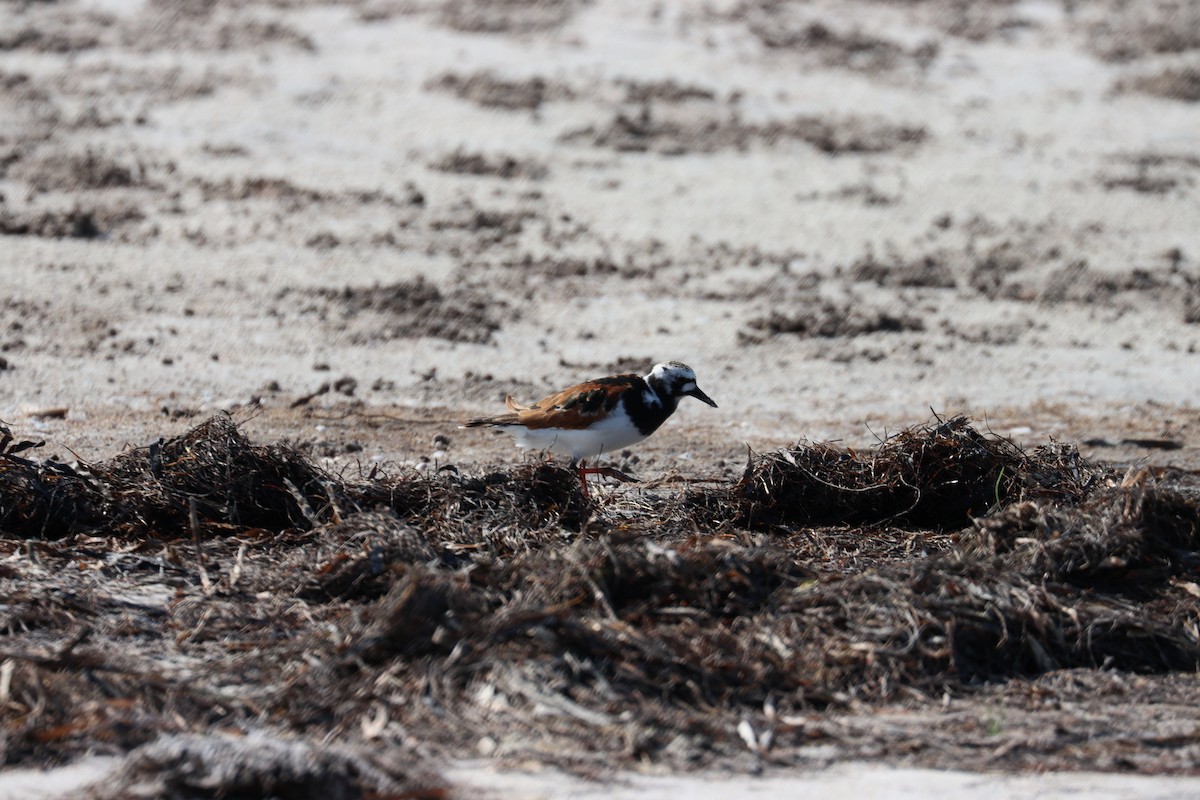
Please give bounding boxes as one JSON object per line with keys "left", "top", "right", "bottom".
{"left": 2, "top": 0, "right": 1199, "bottom": 795}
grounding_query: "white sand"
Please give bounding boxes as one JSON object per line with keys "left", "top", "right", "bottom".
{"left": 5, "top": 758, "right": 1200, "bottom": 799}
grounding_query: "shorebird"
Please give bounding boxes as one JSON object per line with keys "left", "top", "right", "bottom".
{"left": 462, "top": 361, "right": 717, "bottom": 495}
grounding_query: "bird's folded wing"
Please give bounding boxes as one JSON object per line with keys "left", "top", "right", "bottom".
{"left": 515, "top": 378, "right": 630, "bottom": 430}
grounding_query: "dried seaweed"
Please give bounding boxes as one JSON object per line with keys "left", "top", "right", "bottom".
{"left": 736, "top": 416, "right": 1102, "bottom": 530}
{"left": 1, "top": 414, "right": 1198, "bottom": 780}
{"left": 85, "top": 732, "right": 447, "bottom": 800}
{"left": 969, "top": 473, "right": 1200, "bottom": 587}
{"left": 95, "top": 415, "right": 344, "bottom": 535}
{"left": 0, "top": 424, "right": 106, "bottom": 536}
{"left": 0, "top": 416, "right": 589, "bottom": 541}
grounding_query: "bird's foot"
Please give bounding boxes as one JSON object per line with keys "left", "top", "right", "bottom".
{"left": 579, "top": 465, "right": 639, "bottom": 484}
{"left": 575, "top": 464, "right": 639, "bottom": 498}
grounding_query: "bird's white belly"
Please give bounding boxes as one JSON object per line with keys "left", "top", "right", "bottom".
{"left": 501, "top": 409, "right": 647, "bottom": 460}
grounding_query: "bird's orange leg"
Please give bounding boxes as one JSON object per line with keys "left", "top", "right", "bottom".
{"left": 575, "top": 460, "right": 590, "bottom": 498}
{"left": 575, "top": 461, "right": 639, "bottom": 497}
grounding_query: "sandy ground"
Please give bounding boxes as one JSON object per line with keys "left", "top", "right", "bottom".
{"left": 1, "top": 0, "right": 1198, "bottom": 467}
{"left": 6, "top": 758, "right": 1200, "bottom": 800}
{"left": 4, "top": 757, "right": 1200, "bottom": 800}
{"left": 2, "top": 0, "right": 1200, "bottom": 793}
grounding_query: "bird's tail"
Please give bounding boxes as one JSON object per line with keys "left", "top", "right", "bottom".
{"left": 460, "top": 413, "right": 519, "bottom": 429}
{"left": 460, "top": 395, "right": 528, "bottom": 428}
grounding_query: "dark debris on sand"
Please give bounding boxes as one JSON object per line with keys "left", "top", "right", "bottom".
{"left": 1, "top": 413, "right": 1199, "bottom": 791}
{"left": 735, "top": 415, "right": 1102, "bottom": 529}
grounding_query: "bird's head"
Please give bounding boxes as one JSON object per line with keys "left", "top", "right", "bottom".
{"left": 648, "top": 361, "right": 718, "bottom": 408}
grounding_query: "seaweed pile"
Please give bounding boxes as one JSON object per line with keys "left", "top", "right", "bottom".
{"left": 1, "top": 414, "right": 1198, "bottom": 794}
{"left": 0, "top": 416, "right": 340, "bottom": 538}
{"left": 736, "top": 415, "right": 1102, "bottom": 529}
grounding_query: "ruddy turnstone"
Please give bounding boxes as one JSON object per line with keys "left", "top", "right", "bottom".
{"left": 462, "top": 361, "right": 718, "bottom": 495}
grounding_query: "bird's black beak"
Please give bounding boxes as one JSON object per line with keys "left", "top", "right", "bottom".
{"left": 688, "top": 387, "right": 718, "bottom": 408}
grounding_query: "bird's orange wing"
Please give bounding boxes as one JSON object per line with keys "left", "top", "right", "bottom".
{"left": 513, "top": 376, "right": 635, "bottom": 430}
